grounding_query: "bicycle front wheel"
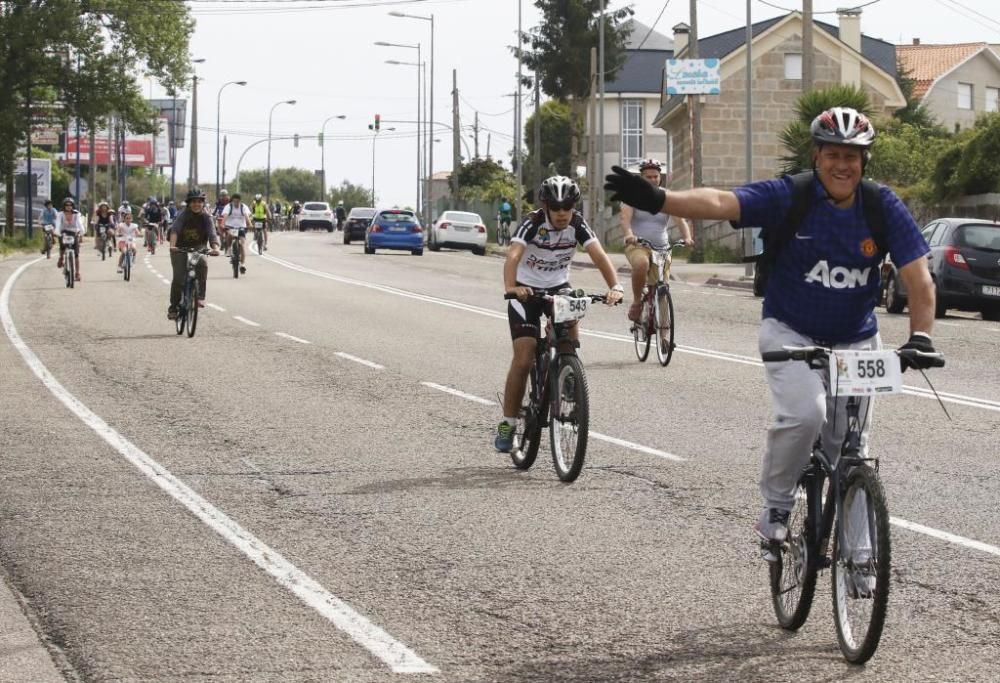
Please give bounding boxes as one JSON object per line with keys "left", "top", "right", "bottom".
{"left": 770, "top": 474, "right": 820, "bottom": 630}
{"left": 232, "top": 243, "right": 240, "bottom": 278}
{"left": 186, "top": 280, "right": 200, "bottom": 338}
{"left": 832, "top": 464, "right": 891, "bottom": 665}
{"left": 549, "top": 355, "right": 589, "bottom": 482}
{"left": 65, "top": 252, "right": 75, "bottom": 289}
{"left": 654, "top": 285, "right": 675, "bottom": 367}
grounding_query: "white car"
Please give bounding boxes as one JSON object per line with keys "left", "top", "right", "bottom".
{"left": 298, "top": 202, "right": 335, "bottom": 232}
{"left": 428, "top": 210, "right": 487, "bottom": 255}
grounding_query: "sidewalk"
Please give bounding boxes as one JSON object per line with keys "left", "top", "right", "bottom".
{"left": 0, "top": 571, "right": 67, "bottom": 682}
{"left": 487, "top": 245, "right": 754, "bottom": 290}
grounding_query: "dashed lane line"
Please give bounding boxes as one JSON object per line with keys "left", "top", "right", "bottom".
{"left": 275, "top": 332, "right": 311, "bottom": 344}
{"left": 233, "top": 315, "right": 261, "bottom": 327}
{"left": 334, "top": 351, "right": 384, "bottom": 370}
{"left": 207, "top": 303, "right": 226, "bottom": 312}
{"left": 421, "top": 382, "right": 495, "bottom": 406}
{"left": 1, "top": 258, "right": 437, "bottom": 674}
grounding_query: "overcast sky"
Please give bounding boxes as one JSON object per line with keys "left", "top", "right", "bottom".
{"left": 164, "top": 0, "right": 1000, "bottom": 207}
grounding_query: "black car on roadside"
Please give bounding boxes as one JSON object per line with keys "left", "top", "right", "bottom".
{"left": 343, "top": 207, "right": 376, "bottom": 245}
{"left": 881, "top": 217, "right": 1000, "bottom": 320}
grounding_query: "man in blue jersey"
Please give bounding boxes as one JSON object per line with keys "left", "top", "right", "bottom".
{"left": 604, "top": 107, "right": 938, "bottom": 543}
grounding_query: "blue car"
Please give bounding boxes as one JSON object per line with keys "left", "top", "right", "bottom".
{"left": 364, "top": 209, "right": 424, "bottom": 256}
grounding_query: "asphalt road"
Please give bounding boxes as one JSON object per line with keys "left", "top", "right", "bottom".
{"left": 0, "top": 232, "right": 998, "bottom": 682}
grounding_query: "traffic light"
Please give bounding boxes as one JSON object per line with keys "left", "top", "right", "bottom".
{"left": 317, "top": 132, "right": 323, "bottom": 147}
{"left": 374, "top": 114, "right": 380, "bottom": 131}
{"left": 293, "top": 134, "right": 299, "bottom": 148}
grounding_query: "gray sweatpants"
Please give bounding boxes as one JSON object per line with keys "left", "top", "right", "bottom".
{"left": 757, "top": 317, "right": 879, "bottom": 512}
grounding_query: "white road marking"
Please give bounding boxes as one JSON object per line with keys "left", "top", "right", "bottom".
{"left": 276, "top": 332, "right": 311, "bottom": 344}
{"left": 0, "top": 259, "right": 437, "bottom": 674}
{"left": 233, "top": 315, "right": 260, "bottom": 327}
{"left": 989, "top": 327, "right": 1000, "bottom": 333}
{"left": 335, "top": 351, "right": 383, "bottom": 370}
{"left": 589, "top": 432, "right": 686, "bottom": 463}
{"left": 207, "top": 303, "right": 226, "bottom": 312}
{"left": 255, "top": 251, "right": 1000, "bottom": 414}
{"left": 937, "top": 321, "right": 962, "bottom": 327}
{"left": 891, "top": 517, "right": 1000, "bottom": 557}
{"left": 420, "top": 382, "right": 495, "bottom": 406}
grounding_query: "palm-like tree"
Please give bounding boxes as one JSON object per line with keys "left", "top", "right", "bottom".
{"left": 778, "top": 85, "right": 873, "bottom": 175}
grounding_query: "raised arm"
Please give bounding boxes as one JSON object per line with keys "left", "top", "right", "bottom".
{"left": 604, "top": 166, "right": 740, "bottom": 222}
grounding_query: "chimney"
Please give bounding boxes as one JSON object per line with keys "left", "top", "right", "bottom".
{"left": 672, "top": 22, "right": 690, "bottom": 57}
{"left": 838, "top": 8, "right": 862, "bottom": 52}
{"left": 913, "top": 38, "right": 921, "bottom": 45}
{"left": 838, "top": 8, "right": 862, "bottom": 86}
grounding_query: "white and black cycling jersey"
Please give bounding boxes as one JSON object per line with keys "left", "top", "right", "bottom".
{"left": 511, "top": 208, "right": 598, "bottom": 289}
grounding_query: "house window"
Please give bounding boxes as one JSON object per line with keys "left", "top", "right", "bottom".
{"left": 958, "top": 82, "right": 973, "bottom": 110}
{"left": 987, "top": 87, "right": 1000, "bottom": 112}
{"left": 621, "top": 100, "right": 644, "bottom": 169}
{"left": 784, "top": 53, "right": 802, "bottom": 80}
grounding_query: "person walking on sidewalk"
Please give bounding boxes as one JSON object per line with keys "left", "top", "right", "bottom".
{"left": 619, "top": 158, "right": 693, "bottom": 322}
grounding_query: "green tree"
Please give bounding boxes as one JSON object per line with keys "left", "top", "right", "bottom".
{"left": 516, "top": 1, "right": 633, "bottom": 170}
{"left": 1, "top": 0, "right": 192, "bottom": 230}
{"left": 931, "top": 113, "right": 1000, "bottom": 199}
{"left": 867, "top": 118, "right": 951, "bottom": 192}
{"left": 777, "top": 85, "right": 873, "bottom": 175}
{"left": 892, "top": 59, "right": 941, "bottom": 129}
{"left": 232, "top": 167, "right": 321, "bottom": 202}
{"left": 451, "top": 158, "right": 517, "bottom": 204}
{"left": 327, "top": 180, "right": 373, "bottom": 210}
{"left": 523, "top": 99, "right": 574, "bottom": 194}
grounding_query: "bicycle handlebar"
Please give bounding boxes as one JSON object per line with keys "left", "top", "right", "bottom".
{"left": 761, "top": 345, "right": 945, "bottom": 368}
{"left": 503, "top": 289, "right": 618, "bottom": 304}
{"left": 634, "top": 237, "right": 688, "bottom": 251}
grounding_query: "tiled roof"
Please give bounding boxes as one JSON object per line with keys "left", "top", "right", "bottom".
{"left": 897, "top": 43, "right": 986, "bottom": 100}
{"left": 624, "top": 18, "right": 673, "bottom": 51}
{"left": 606, "top": 50, "right": 673, "bottom": 93}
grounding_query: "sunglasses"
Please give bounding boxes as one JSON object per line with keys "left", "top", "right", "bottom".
{"left": 545, "top": 200, "right": 576, "bottom": 212}
{"left": 62, "top": 204, "right": 74, "bottom": 210}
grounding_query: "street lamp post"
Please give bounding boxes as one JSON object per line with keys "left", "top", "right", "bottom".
{"left": 188, "top": 58, "right": 206, "bottom": 188}
{"left": 388, "top": 10, "right": 434, "bottom": 225}
{"left": 216, "top": 80, "right": 247, "bottom": 197}
{"left": 266, "top": 99, "right": 296, "bottom": 205}
{"left": 320, "top": 114, "right": 347, "bottom": 203}
{"left": 385, "top": 57, "right": 422, "bottom": 216}
{"left": 371, "top": 127, "right": 396, "bottom": 206}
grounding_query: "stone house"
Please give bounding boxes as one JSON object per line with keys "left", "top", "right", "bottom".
{"left": 897, "top": 41, "right": 1000, "bottom": 132}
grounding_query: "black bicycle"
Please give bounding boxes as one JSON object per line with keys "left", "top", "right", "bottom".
{"left": 227, "top": 228, "right": 242, "bottom": 278}
{"left": 631, "top": 238, "right": 684, "bottom": 366}
{"left": 504, "top": 289, "right": 612, "bottom": 482}
{"left": 761, "top": 345, "right": 944, "bottom": 664}
{"left": 253, "top": 220, "right": 265, "bottom": 255}
{"left": 175, "top": 248, "right": 211, "bottom": 338}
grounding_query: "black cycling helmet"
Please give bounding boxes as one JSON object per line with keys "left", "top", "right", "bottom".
{"left": 185, "top": 187, "right": 207, "bottom": 202}
{"left": 810, "top": 107, "right": 876, "bottom": 149}
{"left": 538, "top": 175, "right": 581, "bottom": 207}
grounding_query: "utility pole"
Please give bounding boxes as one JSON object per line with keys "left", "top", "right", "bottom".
{"left": 486, "top": 133, "right": 491, "bottom": 159}
{"left": 473, "top": 111, "right": 479, "bottom": 159}
{"left": 802, "top": 0, "right": 814, "bottom": 92}
{"left": 746, "top": 0, "right": 755, "bottom": 275}
{"left": 597, "top": 0, "right": 606, "bottom": 237}
{"left": 221, "top": 135, "right": 228, "bottom": 186}
{"left": 189, "top": 75, "right": 199, "bottom": 188}
{"left": 515, "top": 0, "right": 523, "bottom": 228}
{"left": 533, "top": 77, "right": 541, "bottom": 197}
{"left": 452, "top": 69, "right": 460, "bottom": 200}
{"left": 88, "top": 126, "right": 96, "bottom": 207}
{"left": 588, "top": 47, "right": 597, "bottom": 226}
{"left": 689, "top": 0, "right": 702, "bottom": 192}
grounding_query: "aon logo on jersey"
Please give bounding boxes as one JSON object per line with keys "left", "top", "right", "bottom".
{"left": 804, "top": 260, "right": 872, "bottom": 289}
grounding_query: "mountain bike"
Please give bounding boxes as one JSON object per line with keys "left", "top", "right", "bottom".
{"left": 61, "top": 233, "right": 78, "bottom": 289}
{"left": 497, "top": 213, "right": 511, "bottom": 246}
{"left": 631, "top": 239, "right": 684, "bottom": 366}
{"left": 761, "top": 344, "right": 944, "bottom": 664}
{"left": 253, "top": 220, "right": 265, "bottom": 255}
{"left": 503, "top": 289, "right": 613, "bottom": 483}
{"left": 175, "top": 248, "right": 211, "bottom": 338}
{"left": 227, "top": 228, "right": 242, "bottom": 278}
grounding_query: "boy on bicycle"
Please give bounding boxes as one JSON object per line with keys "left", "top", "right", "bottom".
{"left": 619, "top": 159, "right": 694, "bottom": 322}
{"left": 605, "top": 107, "right": 939, "bottom": 544}
{"left": 495, "top": 175, "right": 623, "bottom": 452}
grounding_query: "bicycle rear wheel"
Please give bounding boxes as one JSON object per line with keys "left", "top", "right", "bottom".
{"left": 549, "top": 354, "right": 589, "bottom": 483}
{"left": 654, "top": 285, "right": 675, "bottom": 366}
{"left": 633, "top": 292, "right": 651, "bottom": 362}
{"left": 832, "top": 465, "right": 891, "bottom": 664}
{"left": 770, "top": 473, "right": 820, "bottom": 630}
{"left": 186, "top": 280, "right": 200, "bottom": 338}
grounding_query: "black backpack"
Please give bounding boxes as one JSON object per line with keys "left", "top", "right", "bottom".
{"left": 737, "top": 171, "right": 889, "bottom": 297}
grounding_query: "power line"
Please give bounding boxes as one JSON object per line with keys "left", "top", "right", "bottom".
{"left": 756, "top": 0, "right": 882, "bottom": 14}
{"left": 635, "top": 0, "right": 672, "bottom": 51}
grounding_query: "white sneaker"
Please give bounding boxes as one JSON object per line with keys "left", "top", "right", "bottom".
{"left": 754, "top": 507, "right": 790, "bottom": 544}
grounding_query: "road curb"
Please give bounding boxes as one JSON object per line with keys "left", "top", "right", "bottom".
{"left": 705, "top": 277, "right": 754, "bottom": 291}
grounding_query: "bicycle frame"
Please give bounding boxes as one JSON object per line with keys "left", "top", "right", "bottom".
{"left": 528, "top": 306, "right": 581, "bottom": 423}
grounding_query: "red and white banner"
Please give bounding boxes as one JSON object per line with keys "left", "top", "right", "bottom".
{"left": 64, "top": 136, "right": 154, "bottom": 167}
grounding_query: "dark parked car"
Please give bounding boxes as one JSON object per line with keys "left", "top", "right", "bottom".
{"left": 881, "top": 217, "right": 1000, "bottom": 320}
{"left": 343, "top": 207, "right": 375, "bottom": 245}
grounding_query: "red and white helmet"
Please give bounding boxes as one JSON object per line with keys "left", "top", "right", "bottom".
{"left": 810, "top": 107, "right": 876, "bottom": 148}
{"left": 637, "top": 158, "right": 663, "bottom": 172}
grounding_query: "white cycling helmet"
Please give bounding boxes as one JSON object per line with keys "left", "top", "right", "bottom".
{"left": 538, "top": 175, "right": 581, "bottom": 206}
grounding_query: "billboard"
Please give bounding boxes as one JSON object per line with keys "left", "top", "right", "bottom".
{"left": 64, "top": 136, "right": 154, "bottom": 167}
{"left": 666, "top": 59, "right": 721, "bottom": 95}
{"left": 14, "top": 158, "right": 52, "bottom": 200}
{"left": 148, "top": 98, "right": 187, "bottom": 149}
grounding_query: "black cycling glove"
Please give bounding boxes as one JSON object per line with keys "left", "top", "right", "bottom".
{"left": 604, "top": 165, "right": 666, "bottom": 215}
{"left": 898, "top": 332, "right": 939, "bottom": 372}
